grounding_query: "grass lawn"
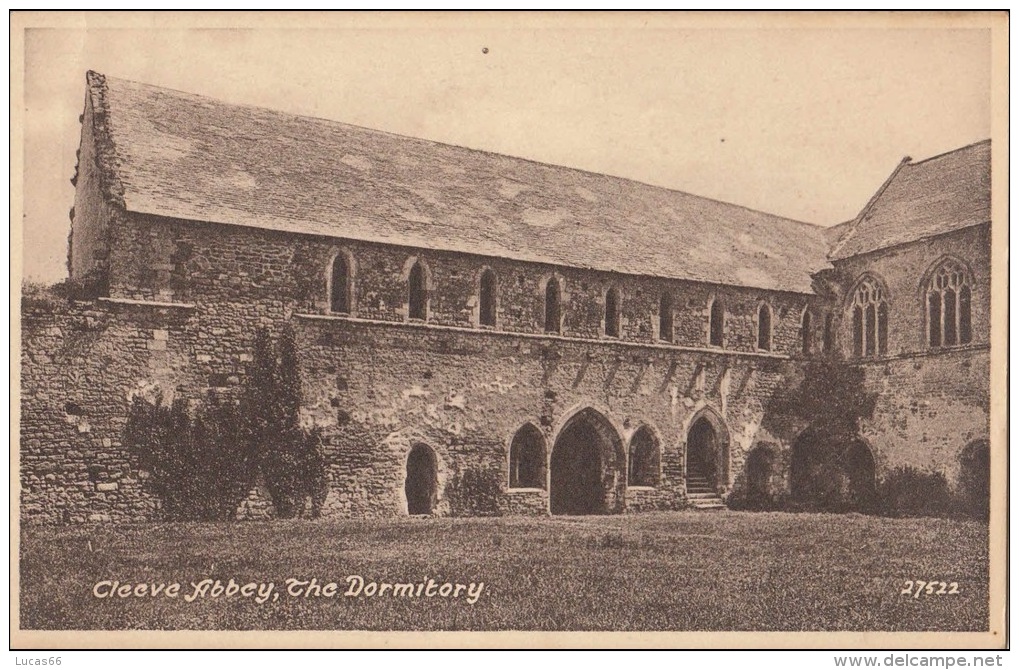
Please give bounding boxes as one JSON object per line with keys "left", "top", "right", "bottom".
{"left": 19, "top": 511, "right": 988, "bottom": 631}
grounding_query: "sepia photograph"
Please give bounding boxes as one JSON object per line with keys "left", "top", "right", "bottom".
{"left": 10, "top": 11, "right": 1007, "bottom": 650}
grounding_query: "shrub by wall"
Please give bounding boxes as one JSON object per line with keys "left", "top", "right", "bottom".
{"left": 877, "top": 466, "right": 953, "bottom": 518}
{"left": 126, "top": 394, "right": 252, "bottom": 521}
{"left": 125, "top": 325, "right": 329, "bottom": 521}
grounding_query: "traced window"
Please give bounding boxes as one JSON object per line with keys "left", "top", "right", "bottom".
{"left": 925, "top": 258, "right": 973, "bottom": 347}
{"left": 408, "top": 259, "right": 428, "bottom": 321}
{"left": 850, "top": 276, "right": 888, "bottom": 357}
{"left": 605, "top": 286, "right": 621, "bottom": 338}
{"left": 329, "top": 253, "right": 353, "bottom": 314}
{"left": 659, "top": 292, "right": 674, "bottom": 342}
{"left": 801, "top": 310, "right": 812, "bottom": 354}
{"left": 757, "top": 303, "right": 772, "bottom": 351}
{"left": 708, "top": 298, "right": 725, "bottom": 347}
{"left": 479, "top": 268, "right": 497, "bottom": 327}
{"left": 544, "top": 277, "right": 562, "bottom": 334}
{"left": 509, "top": 423, "right": 546, "bottom": 489}
{"left": 627, "top": 426, "right": 660, "bottom": 487}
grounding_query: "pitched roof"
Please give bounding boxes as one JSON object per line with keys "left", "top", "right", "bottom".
{"left": 85, "top": 71, "right": 832, "bottom": 294}
{"left": 829, "top": 140, "right": 991, "bottom": 261}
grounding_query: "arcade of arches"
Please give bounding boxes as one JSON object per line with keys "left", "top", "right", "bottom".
{"left": 401, "top": 407, "right": 980, "bottom": 517}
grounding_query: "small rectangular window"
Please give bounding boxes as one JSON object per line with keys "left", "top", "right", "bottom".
{"left": 408, "top": 260, "right": 427, "bottom": 321}
{"left": 757, "top": 304, "right": 771, "bottom": 351}
{"left": 479, "top": 269, "right": 497, "bottom": 327}
{"left": 709, "top": 300, "right": 724, "bottom": 347}
{"left": 659, "top": 293, "right": 674, "bottom": 342}
{"left": 544, "top": 278, "right": 561, "bottom": 334}
{"left": 605, "top": 288, "right": 621, "bottom": 338}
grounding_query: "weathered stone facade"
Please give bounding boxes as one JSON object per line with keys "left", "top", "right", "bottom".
{"left": 18, "top": 72, "right": 993, "bottom": 523}
{"left": 22, "top": 214, "right": 801, "bottom": 522}
{"left": 829, "top": 224, "right": 992, "bottom": 485}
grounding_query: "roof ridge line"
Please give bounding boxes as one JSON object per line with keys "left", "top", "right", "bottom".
{"left": 828, "top": 155, "right": 912, "bottom": 260}
{"left": 908, "top": 138, "right": 991, "bottom": 166}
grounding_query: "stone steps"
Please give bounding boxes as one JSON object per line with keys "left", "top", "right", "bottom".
{"left": 686, "top": 471, "right": 726, "bottom": 509}
{"left": 689, "top": 499, "right": 727, "bottom": 510}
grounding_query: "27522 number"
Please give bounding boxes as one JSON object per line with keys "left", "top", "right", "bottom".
{"left": 900, "top": 580, "right": 960, "bottom": 598}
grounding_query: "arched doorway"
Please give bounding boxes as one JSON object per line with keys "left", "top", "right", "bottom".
{"left": 550, "top": 408, "right": 625, "bottom": 515}
{"left": 791, "top": 430, "right": 875, "bottom": 512}
{"left": 686, "top": 415, "right": 728, "bottom": 494}
{"left": 405, "top": 443, "right": 438, "bottom": 515}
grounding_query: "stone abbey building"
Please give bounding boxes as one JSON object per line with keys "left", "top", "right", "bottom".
{"left": 19, "top": 72, "right": 991, "bottom": 523}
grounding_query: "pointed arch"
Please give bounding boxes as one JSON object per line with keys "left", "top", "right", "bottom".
{"left": 627, "top": 424, "right": 660, "bottom": 487}
{"left": 508, "top": 422, "right": 546, "bottom": 489}
{"left": 406, "top": 257, "right": 430, "bottom": 322}
{"left": 800, "top": 308, "right": 813, "bottom": 355}
{"left": 958, "top": 439, "right": 989, "bottom": 519}
{"left": 658, "top": 291, "right": 674, "bottom": 343}
{"left": 405, "top": 442, "right": 439, "bottom": 515}
{"left": 791, "top": 429, "right": 876, "bottom": 512}
{"left": 846, "top": 273, "right": 890, "bottom": 358}
{"left": 543, "top": 275, "right": 562, "bottom": 334}
{"left": 708, "top": 296, "right": 725, "bottom": 347}
{"left": 921, "top": 255, "right": 974, "bottom": 347}
{"left": 757, "top": 301, "right": 773, "bottom": 352}
{"left": 744, "top": 444, "right": 778, "bottom": 509}
{"left": 327, "top": 249, "right": 356, "bottom": 314}
{"left": 478, "top": 267, "right": 498, "bottom": 328}
{"left": 684, "top": 406, "right": 731, "bottom": 493}
{"left": 604, "top": 285, "right": 622, "bottom": 338}
{"left": 550, "top": 406, "right": 626, "bottom": 515}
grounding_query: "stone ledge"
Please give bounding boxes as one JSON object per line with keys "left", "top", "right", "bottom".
{"left": 98, "top": 297, "right": 196, "bottom": 309}
{"left": 849, "top": 343, "right": 990, "bottom": 365}
{"left": 294, "top": 313, "right": 792, "bottom": 360}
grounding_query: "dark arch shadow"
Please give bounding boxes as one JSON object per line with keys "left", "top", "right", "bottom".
{"left": 791, "top": 429, "right": 876, "bottom": 512}
{"left": 405, "top": 443, "right": 438, "bottom": 515}
{"left": 627, "top": 424, "right": 660, "bottom": 487}
{"left": 685, "top": 409, "right": 731, "bottom": 495}
{"left": 550, "top": 408, "right": 625, "bottom": 515}
{"left": 509, "top": 423, "right": 547, "bottom": 489}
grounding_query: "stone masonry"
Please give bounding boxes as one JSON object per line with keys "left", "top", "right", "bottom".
{"left": 18, "top": 72, "right": 992, "bottom": 523}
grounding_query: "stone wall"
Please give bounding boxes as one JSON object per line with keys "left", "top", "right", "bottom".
{"left": 105, "top": 213, "right": 823, "bottom": 357}
{"left": 826, "top": 225, "right": 991, "bottom": 358}
{"left": 20, "top": 291, "right": 193, "bottom": 524}
{"left": 25, "top": 207, "right": 991, "bottom": 524}
{"left": 68, "top": 91, "right": 117, "bottom": 287}
{"left": 20, "top": 280, "right": 794, "bottom": 524}
{"left": 295, "top": 314, "right": 790, "bottom": 518}
{"left": 856, "top": 347, "right": 990, "bottom": 486}
{"left": 825, "top": 225, "right": 991, "bottom": 488}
